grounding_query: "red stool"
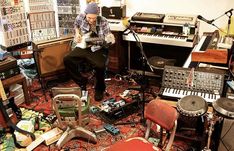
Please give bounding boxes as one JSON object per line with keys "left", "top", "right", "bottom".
{"left": 106, "top": 100, "right": 178, "bottom": 151}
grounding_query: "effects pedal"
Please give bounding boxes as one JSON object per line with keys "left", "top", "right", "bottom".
{"left": 45, "top": 113, "right": 57, "bottom": 123}
{"left": 104, "top": 124, "right": 120, "bottom": 136}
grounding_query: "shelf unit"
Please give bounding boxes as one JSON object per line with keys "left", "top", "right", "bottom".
{"left": 0, "top": 0, "right": 29, "bottom": 47}
{"left": 57, "top": 0, "right": 80, "bottom": 36}
{"left": 28, "top": 0, "right": 57, "bottom": 42}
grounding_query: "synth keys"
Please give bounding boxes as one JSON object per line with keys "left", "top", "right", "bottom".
{"left": 159, "top": 66, "right": 225, "bottom": 103}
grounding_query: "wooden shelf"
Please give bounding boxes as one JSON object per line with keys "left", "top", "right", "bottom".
{"left": 2, "top": 74, "right": 31, "bottom": 105}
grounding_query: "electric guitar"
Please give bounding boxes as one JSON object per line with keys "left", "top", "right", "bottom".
{"left": 75, "top": 32, "right": 115, "bottom": 51}
{"left": 0, "top": 79, "right": 35, "bottom": 140}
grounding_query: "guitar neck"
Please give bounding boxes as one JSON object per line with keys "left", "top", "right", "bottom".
{"left": 0, "top": 80, "right": 7, "bottom": 101}
{"left": 85, "top": 37, "right": 103, "bottom": 43}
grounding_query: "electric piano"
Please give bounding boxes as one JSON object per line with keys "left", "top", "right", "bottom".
{"left": 123, "top": 13, "right": 199, "bottom": 48}
{"left": 183, "top": 31, "right": 219, "bottom": 68}
{"left": 159, "top": 65, "right": 225, "bottom": 103}
{"left": 183, "top": 31, "right": 233, "bottom": 68}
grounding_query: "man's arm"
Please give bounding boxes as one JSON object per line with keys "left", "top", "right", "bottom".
{"left": 74, "top": 28, "right": 82, "bottom": 43}
{"left": 102, "top": 18, "right": 115, "bottom": 44}
{"left": 74, "top": 14, "right": 85, "bottom": 43}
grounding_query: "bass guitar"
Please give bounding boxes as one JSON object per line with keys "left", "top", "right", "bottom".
{"left": 0, "top": 79, "right": 35, "bottom": 140}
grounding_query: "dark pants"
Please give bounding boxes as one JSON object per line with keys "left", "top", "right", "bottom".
{"left": 63, "top": 47, "right": 108, "bottom": 92}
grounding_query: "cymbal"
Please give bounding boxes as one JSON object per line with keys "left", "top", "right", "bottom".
{"left": 212, "top": 97, "right": 234, "bottom": 119}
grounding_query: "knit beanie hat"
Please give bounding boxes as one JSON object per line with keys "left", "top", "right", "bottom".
{"left": 84, "top": 2, "right": 99, "bottom": 14}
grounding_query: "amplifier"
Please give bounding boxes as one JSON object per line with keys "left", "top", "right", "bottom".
{"left": 0, "top": 56, "right": 17, "bottom": 72}
{"left": 33, "top": 36, "right": 73, "bottom": 77}
{"left": 0, "top": 66, "right": 20, "bottom": 80}
{"left": 101, "top": 5, "right": 126, "bottom": 19}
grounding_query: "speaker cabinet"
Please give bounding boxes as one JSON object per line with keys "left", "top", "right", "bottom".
{"left": 34, "top": 37, "right": 72, "bottom": 77}
{"left": 218, "top": 118, "right": 234, "bottom": 151}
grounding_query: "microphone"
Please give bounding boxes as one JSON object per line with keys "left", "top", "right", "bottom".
{"left": 122, "top": 18, "right": 130, "bottom": 27}
{"left": 197, "top": 15, "right": 214, "bottom": 24}
{"left": 122, "top": 19, "right": 134, "bottom": 34}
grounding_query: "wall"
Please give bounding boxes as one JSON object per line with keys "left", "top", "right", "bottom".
{"left": 125, "top": 0, "right": 234, "bottom": 36}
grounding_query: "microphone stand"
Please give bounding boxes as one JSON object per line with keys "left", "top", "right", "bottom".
{"left": 115, "top": 27, "right": 154, "bottom": 126}
{"left": 226, "top": 10, "right": 232, "bottom": 36}
{"left": 208, "top": 9, "right": 233, "bottom": 36}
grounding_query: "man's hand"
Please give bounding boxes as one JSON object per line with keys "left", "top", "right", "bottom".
{"left": 74, "top": 33, "right": 82, "bottom": 43}
{"left": 105, "top": 33, "right": 115, "bottom": 45}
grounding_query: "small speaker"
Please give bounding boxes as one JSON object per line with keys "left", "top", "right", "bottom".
{"left": 218, "top": 118, "right": 234, "bottom": 151}
{"left": 34, "top": 39, "right": 71, "bottom": 77}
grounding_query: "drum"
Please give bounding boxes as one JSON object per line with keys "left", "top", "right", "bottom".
{"left": 177, "top": 95, "right": 208, "bottom": 135}
{"left": 177, "top": 95, "right": 208, "bottom": 117}
{"left": 212, "top": 97, "right": 234, "bottom": 119}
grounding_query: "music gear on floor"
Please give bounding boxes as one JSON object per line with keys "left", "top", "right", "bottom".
{"left": 159, "top": 65, "right": 225, "bottom": 103}
{"left": 97, "top": 95, "right": 141, "bottom": 124}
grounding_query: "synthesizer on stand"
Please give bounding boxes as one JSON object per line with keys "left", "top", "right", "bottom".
{"left": 124, "top": 12, "right": 199, "bottom": 77}
{"left": 123, "top": 12, "right": 199, "bottom": 48}
{"left": 159, "top": 65, "right": 225, "bottom": 103}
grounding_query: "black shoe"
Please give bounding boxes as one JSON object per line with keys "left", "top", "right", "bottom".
{"left": 94, "top": 90, "right": 104, "bottom": 101}
{"left": 80, "top": 85, "right": 86, "bottom": 91}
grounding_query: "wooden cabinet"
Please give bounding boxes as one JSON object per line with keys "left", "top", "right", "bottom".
{"left": 2, "top": 74, "right": 30, "bottom": 105}
{"left": 107, "top": 31, "right": 127, "bottom": 73}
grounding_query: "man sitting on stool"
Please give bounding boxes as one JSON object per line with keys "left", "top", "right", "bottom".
{"left": 63, "top": 2, "right": 115, "bottom": 101}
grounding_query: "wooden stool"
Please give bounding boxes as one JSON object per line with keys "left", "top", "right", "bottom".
{"left": 2, "top": 74, "right": 30, "bottom": 105}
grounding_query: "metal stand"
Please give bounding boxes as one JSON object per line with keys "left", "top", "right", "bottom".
{"left": 208, "top": 9, "right": 233, "bottom": 36}
{"left": 202, "top": 112, "right": 222, "bottom": 151}
{"left": 32, "top": 42, "right": 48, "bottom": 101}
{"left": 115, "top": 28, "right": 154, "bottom": 126}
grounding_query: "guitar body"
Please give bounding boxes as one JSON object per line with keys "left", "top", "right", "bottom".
{"left": 74, "top": 31, "right": 115, "bottom": 53}
{"left": 76, "top": 32, "right": 92, "bottom": 49}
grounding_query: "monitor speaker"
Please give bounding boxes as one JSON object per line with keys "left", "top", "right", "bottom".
{"left": 218, "top": 118, "right": 234, "bottom": 151}
{"left": 34, "top": 40, "right": 71, "bottom": 77}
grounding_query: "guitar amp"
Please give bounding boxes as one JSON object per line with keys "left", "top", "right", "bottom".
{"left": 101, "top": 5, "right": 126, "bottom": 19}
{"left": 33, "top": 36, "right": 73, "bottom": 77}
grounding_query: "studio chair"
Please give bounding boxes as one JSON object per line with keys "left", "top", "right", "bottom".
{"left": 51, "top": 87, "right": 97, "bottom": 149}
{"left": 106, "top": 100, "right": 178, "bottom": 151}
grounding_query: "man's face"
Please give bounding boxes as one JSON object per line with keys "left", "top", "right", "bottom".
{"left": 86, "top": 14, "right": 97, "bottom": 25}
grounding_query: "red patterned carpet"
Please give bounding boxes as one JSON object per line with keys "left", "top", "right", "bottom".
{"left": 17, "top": 76, "right": 161, "bottom": 150}
{"left": 6, "top": 76, "right": 191, "bottom": 151}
